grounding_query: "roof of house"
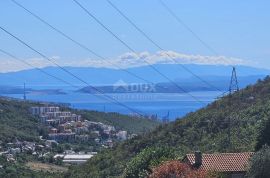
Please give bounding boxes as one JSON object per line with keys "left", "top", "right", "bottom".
{"left": 64, "top": 154, "right": 93, "bottom": 160}
{"left": 184, "top": 152, "right": 254, "bottom": 172}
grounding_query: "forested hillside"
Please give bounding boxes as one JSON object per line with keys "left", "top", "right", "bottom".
{"left": 65, "top": 76, "right": 270, "bottom": 178}
{"left": 0, "top": 97, "right": 159, "bottom": 143}
{"left": 0, "top": 98, "right": 42, "bottom": 143}
{"left": 72, "top": 110, "right": 159, "bottom": 134}
{"left": 0, "top": 97, "right": 159, "bottom": 177}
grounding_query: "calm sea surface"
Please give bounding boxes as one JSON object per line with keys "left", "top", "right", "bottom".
{"left": 1, "top": 91, "right": 222, "bottom": 120}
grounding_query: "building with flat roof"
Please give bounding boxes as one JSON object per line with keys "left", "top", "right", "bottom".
{"left": 48, "top": 133, "right": 75, "bottom": 142}
{"left": 54, "top": 154, "right": 94, "bottom": 164}
{"left": 30, "top": 106, "right": 60, "bottom": 115}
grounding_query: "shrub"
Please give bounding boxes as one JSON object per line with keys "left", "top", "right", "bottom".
{"left": 123, "top": 147, "right": 176, "bottom": 178}
{"left": 149, "top": 160, "right": 209, "bottom": 178}
{"left": 247, "top": 145, "right": 270, "bottom": 178}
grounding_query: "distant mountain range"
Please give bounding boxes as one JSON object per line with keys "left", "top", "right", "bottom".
{"left": 0, "top": 64, "right": 269, "bottom": 92}
{"left": 0, "top": 86, "right": 66, "bottom": 95}
{"left": 78, "top": 75, "right": 265, "bottom": 93}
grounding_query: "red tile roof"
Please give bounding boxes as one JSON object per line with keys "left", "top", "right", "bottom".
{"left": 185, "top": 152, "right": 254, "bottom": 172}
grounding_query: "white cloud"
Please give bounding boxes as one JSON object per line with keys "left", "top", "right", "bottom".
{"left": 0, "top": 50, "right": 253, "bottom": 73}
{"left": 108, "top": 50, "right": 252, "bottom": 68}
{"left": 0, "top": 57, "right": 52, "bottom": 73}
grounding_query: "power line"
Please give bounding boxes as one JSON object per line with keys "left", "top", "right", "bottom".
{"left": 23, "top": 82, "right": 26, "bottom": 100}
{"left": 0, "top": 48, "right": 140, "bottom": 113}
{"left": 72, "top": 0, "right": 205, "bottom": 104}
{"left": 0, "top": 48, "right": 77, "bottom": 88}
{"left": 158, "top": 0, "right": 241, "bottom": 97}
{"left": 0, "top": 26, "right": 145, "bottom": 116}
{"left": 0, "top": 48, "right": 143, "bottom": 116}
{"left": 106, "top": 0, "right": 222, "bottom": 93}
{"left": 157, "top": 0, "right": 219, "bottom": 56}
{"left": 9, "top": 0, "right": 208, "bottom": 104}
{"left": 0, "top": 27, "right": 87, "bottom": 85}
{"left": 10, "top": 0, "right": 154, "bottom": 86}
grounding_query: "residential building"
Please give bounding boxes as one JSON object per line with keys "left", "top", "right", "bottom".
{"left": 48, "top": 133, "right": 75, "bottom": 142}
{"left": 30, "top": 106, "right": 60, "bottom": 115}
{"left": 116, "top": 131, "right": 128, "bottom": 140}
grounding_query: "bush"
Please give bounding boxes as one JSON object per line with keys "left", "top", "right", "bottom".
{"left": 247, "top": 145, "right": 270, "bottom": 178}
{"left": 149, "top": 160, "right": 209, "bottom": 178}
{"left": 256, "top": 118, "right": 270, "bottom": 150}
{"left": 123, "top": 147, "right": 176, "bottom": 178}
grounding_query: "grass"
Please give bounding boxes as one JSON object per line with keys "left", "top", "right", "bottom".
{"left": 25, "top": 162, "right": 68, "bottom": 173}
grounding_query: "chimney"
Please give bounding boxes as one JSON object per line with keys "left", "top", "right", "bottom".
{"left": 194, "top": 151, "right": 202, "bottom": 168}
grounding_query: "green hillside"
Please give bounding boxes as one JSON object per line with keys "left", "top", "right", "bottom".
{"left": 0, "top": 97, "right": 159, "bottom": 143}
{"left": 0, "top": 97, "right": 42, "bottom": 143}
{"left": 0, "top": 96, "right": 159, "bottom": 177}
{"left": 65, "top": 76, "right": 270, "bottom": 178}
{"left": 71, "top": 109, "right": 159, "bottom": 134}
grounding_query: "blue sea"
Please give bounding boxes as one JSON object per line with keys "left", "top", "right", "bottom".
{"left": 1, "top": 91, "right": 223, "bottom": 120}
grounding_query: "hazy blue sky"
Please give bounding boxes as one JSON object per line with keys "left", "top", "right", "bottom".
{"left": 0, "top": 0, "right": 270, "bottom": 72}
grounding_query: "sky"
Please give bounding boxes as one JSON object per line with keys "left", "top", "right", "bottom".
{"left": 0, "top": 0, "right": 270, "bottom": 72}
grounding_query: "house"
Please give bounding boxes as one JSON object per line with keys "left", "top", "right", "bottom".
{"left": 48, "top": 133, "right": 76, "bottom": 142}
{"left": 104, "top": 139, "right": 113, "bottom": 148}
{"left": 30, "top": 106, "right": 60, "bottom": 115}
{"left": 45, "top": 140, "right": 58, "bottom": 148}
{"left": 10, "top": 148, "right": 21, "bottom": 154}
{"left": 116, "top": 131, "right": 128, "bottom": 140}
{"left": 49, "top": 128, "right": 58, "bottom": 134}
{"left": 75, "top": 135, "right": 89, "bottom": 142}
{"left": 183, "top": 151, "right": 254, "bottom": 178}
{"left": 6, "top": 154, "right": 15, "bottom": 162}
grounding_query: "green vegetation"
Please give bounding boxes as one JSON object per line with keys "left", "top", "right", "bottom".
{"left": 0, "top": 97, "right": 159, "bottom": 143}
{"left": 65, "top": 76, "right": 270, "bottom": 178}
{"left": 149, "top": 160, "right": 210, "bottom": 178}
{"left": 247, "top": 145, "right": 270, "bottom": 178}
{"left": 0, "top": 98, "right": 42, "bottom": 143}
{"left": 256, "top": 115, "right": 270, "bottom": 150}
{"left": 247, "top": 116, "right": 270, "bottom": 177}
{"left": 123, "top": 147, "right": 176, "bottom": 178}
{"left": 72, "top": 109, "right": 159, "bottom": 134}
{"left": 0, "top": 155, "right": 62, "bottom": 178}
{"left": 0, "top": 96, "right": 159, "bottom": 177}
{"left": 25, "top": 162, "right": 68, "bottom": 173}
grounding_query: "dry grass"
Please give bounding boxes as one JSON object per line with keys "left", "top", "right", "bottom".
{"left": 26, "top": 162, "right": 68, "bottom": 173}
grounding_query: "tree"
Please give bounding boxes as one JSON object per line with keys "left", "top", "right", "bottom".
{"left": 149, "top": 160, "right": 209, "bottom": 178}
{"left": 256, "top": 118, "right": 270, "bottom": 150}
{"left": 247, "top": 145, "right": 270, "bottom": 178}
{"left": 123, "top": 147, "right": 176, "bottom": 178}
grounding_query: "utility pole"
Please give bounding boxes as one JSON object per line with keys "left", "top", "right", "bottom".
{"left": 162, "top": 111, "right": 170, "bottom": 123}
{"left": 228, "top": 116, "right": 231, "bottom": 150}
{"left": 227, "top": 67, "right": 239, "bottom": 150}
{"left": 229, "top": 67, "right": 239, "bottom": 94}
{"left": 23, "top": 83, "right": 26, "bottom": 101}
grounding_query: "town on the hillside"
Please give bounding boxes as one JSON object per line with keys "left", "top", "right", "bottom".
{"left": 0, "top": 105, "right": 135, "bottom": 165}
